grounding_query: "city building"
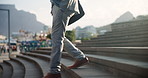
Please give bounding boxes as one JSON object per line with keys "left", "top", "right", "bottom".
{"left": 0, "top": 35, "right": 6, "bottom": 40}
{"left": 75, "top": 25, "right": 97, "bottom": 39}
{"left": 11, "top": 30, "right": 34, "bottom": 41}
{"left": 96, "top": 25, "right": 112, "bottom": 35}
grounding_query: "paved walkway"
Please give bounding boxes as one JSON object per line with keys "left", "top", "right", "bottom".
{"left": 0, "top": 51, "right": 20, "bottom": 62}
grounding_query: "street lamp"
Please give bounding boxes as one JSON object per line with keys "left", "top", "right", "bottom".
{"left": 0, "top": 9, "right": 11, "bottom": 56}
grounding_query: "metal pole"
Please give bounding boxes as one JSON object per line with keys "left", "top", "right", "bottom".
{"left": 8, "top": 10, "right": 11, "bottom": 56}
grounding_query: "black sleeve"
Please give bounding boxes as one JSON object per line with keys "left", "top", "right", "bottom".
{"left": 68, "top": 0, "right": 85, "bottom": 25}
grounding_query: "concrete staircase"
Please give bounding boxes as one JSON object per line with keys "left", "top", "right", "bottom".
{"left": 78, "top": 20, "right": 148, "bottom": 47}
{"left": 0, "top": 48, "right": 122, "bottom": 78}
{"left": 76, "top": 19, "right": 148, "bottom": 78}
{"left": 78, "top": 47, "right": 148, "bottom": 78}
{"left": 0, "top": 20, "right": 148, "bottom": 78}
{"left": 0, "top": 49, "right": 72, "bottom": 78}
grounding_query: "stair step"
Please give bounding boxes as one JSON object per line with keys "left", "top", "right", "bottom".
{"left": 21, "top": 53, "right": 50, "bottom": 75}
{"left": 23, "top": 51, "right": 51, "bottom": 61}
{"left": 10, "top": 55, "right": 68, "bottom": 78}
{"left": 24, "top": 75, "right": 44, "bottom": 78}
{"left": 78, "top": 47, "right": 148, "bottom": 62}
{"left": 112, "top": 26, "right": 148, "bottom": 32}
{"left": 62, "top": 58, "right": 119, "bottom": 78}
{"left": 15, "top": 55, "right": 43, "bottom": 78}
{"left": 111, "top": 21, "right": 148, "bottom": 31}
{"left": 28, "top": 50, "right": 121, "bottom": 78}
{"left": 93, "top": 33, "right": 148, "bottom": 40}
{"left": 31, "top": 50, "right": 52, "bottom": 55}
{"left": 3, "top": 60, "right": 25, "bottom": 78}
{"left": 21, "top": 52, "right": 78, "bottom": 78}
{"left": 86, "top": 54, "right": 148, "bottom": 78}
{"left": 83, "top": 37, "right": 148, "bottom": 43}
{"left": 0, "top": 62, "right": 13, "bottom": 78}
{"left": 77, "top": 42, "right": 148, "bottom": 47}
{"left": 105, "top": 27, "right": 148, "bottom": 36}
{"left": 0, "top": 67, "right": 2, "bottom": 78}
{"left": 37, "top": 47, "right": 52, "bottom": 50}
{"left": 80, "top": 41, "right": 148, "bottom": 46}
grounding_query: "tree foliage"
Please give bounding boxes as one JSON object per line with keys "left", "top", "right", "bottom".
{"left": 46, "top": 34, "right": 51, "bottom": 39}
{"left": 46, "top": 30, "right": 76, "bottom": 42}
{"left": 65, "top": 30, "right": 76, "bottom": 42}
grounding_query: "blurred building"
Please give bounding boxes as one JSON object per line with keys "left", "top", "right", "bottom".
{"left": 11, "top": 30, "right": 34, "bottom": 41}
{"left": 96, "top": 25, "right": 112, "bottom": 35}
{"left": 0, "top": 35, "right": 6, "bottom": 40}
{"left": 75, "top": 25, "right": 97, "bottom": 39}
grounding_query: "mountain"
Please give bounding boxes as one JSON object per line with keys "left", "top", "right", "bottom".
{"left": 136, "top": 15, "right": 148, "bottom": 20}
{"left": 114, "top": 11, "right": 135, "bottom": 23}
{"left": 0, "top": 4, "right": 47, "bottom": 37}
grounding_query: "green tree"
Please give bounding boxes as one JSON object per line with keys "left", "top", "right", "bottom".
{"left": 81, "top": 37, "right": 90, "bottom": 41}
{"left": 46, "top": 30, "right": 76, "bottom": 41}
{"left": 47, "top": 34, "right": 51, "bottom": 39}
{"left": 65, "top": 30, "right": 76, "bottom": 42}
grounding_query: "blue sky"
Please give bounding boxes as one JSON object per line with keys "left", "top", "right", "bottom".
{"left": 0, "top": 0, "right": 148, "bottom": 30}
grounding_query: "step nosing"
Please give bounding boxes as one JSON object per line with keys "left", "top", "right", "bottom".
{"left": 87, "top": 54, "right": 148, "bottom": 68}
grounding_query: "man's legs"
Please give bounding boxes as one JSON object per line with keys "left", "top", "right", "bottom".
{"left": 64, "top": 37, "right": 89, "bottom": 69}
{"left": 43, "top": 5, "right": 69, "bottom": 78}
{"left": 49, "top": 5, "right": 70, "bottom": 74}
{"left": 44, "top": 4, "right": 88, "bottom": 78}
{"left": 64, "top": 37, "right": 85, "bottom": 60}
